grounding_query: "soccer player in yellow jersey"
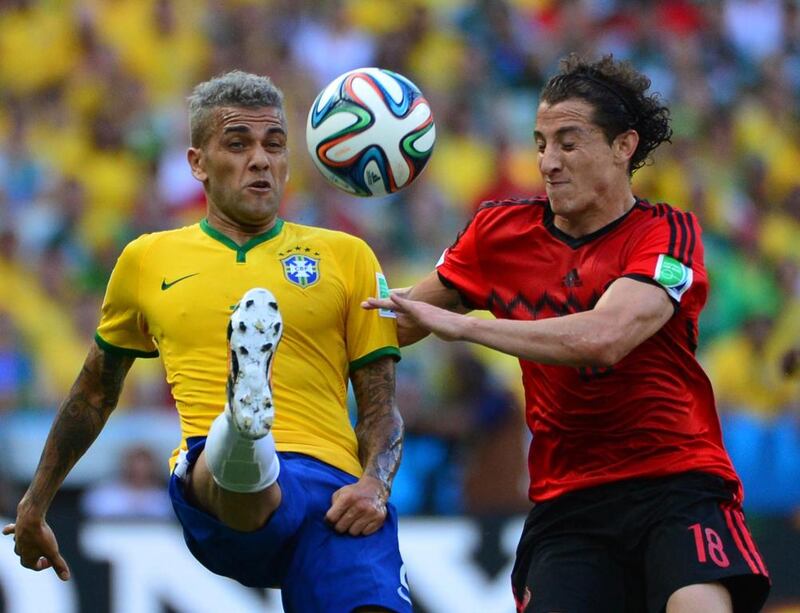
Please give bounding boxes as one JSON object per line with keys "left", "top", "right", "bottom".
{"left": 4, "top": 71, "right": 411, "bottom": 613}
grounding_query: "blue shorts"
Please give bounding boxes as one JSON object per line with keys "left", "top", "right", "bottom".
{"left": 169, "top": 437, "right": 412, "bottom": 613}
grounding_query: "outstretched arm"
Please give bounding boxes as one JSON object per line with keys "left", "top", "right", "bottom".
{"left": 364, "top": 270, "right": 468, "bottom": 346}
{"left": 370, "top": 277, "right": 674, "bottom": 368}
{"left": 3, "top": 343, "right": 134, "bottom": 580}
{"left": 325, "top": 356, "right": 402, "bottom": 536}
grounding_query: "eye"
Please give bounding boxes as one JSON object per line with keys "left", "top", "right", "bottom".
{"left": 228, "top": 141, "right": 245, "bottom": 150}
{"left": 535, "top": 142, "right": 545, "bottom": 153}
{"left": 562, "top": 142, "right": 576, "bottom": 151}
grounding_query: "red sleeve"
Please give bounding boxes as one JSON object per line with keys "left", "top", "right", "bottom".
{"left": 622, "top": 209, "right": 706, "bottom": 307}
{"left": 435, "top": 211, "right": 487, "bottom": 309}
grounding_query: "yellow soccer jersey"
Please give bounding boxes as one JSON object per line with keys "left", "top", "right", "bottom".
{"left": 96, "top": 218, "right": 400, "bottom": 476}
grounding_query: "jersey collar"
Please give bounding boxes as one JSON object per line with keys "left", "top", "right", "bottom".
{"left": 543, "top": 197, "right": 640, "bottom": 249}
{"left": 200, "top": 218, "right": 284, "bottom": 263}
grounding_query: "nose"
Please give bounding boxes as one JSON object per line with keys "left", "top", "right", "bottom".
{"left": 539, "top": 144, "right": 561, "bottom": 176}
{"left": 249, "top": 144, "right": 270, "bottom": 171}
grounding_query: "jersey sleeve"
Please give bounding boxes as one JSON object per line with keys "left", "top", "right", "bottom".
{"left": 344, "top": 238, "right": 400, "bottom": 372}
{"left": 95, "top": 236, "right": 159, "bottom": 357}
{"left": 622, "top": 210, "right": 705, "bottom": 306}
{"left": 435, "top": 210, "right": 487, "bottom": 309}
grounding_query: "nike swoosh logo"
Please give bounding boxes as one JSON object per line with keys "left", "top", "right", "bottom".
{"left": 161, "top": 273, "right": 199, "bottom": 290}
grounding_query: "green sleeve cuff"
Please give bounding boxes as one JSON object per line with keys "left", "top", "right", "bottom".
{"left": 95, "top": 332, "right": 159, "bottom": 358}
{"left": 349, "top": 346, "right": 401, "bottom": 373}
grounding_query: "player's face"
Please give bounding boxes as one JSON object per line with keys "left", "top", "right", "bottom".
{"left": 534, "top": 98, "right": 632, "bottom": 225}
{"left": 188, "top": 106, "right": 289, "bottom": 231}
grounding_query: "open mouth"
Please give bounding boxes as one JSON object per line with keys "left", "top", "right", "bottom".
{"left": 247, "top": 180, "right": 272, "bottom": 191}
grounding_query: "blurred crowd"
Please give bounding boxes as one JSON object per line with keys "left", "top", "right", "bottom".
{"left": 1, "top": 0, "right": 799, "bottom": 516}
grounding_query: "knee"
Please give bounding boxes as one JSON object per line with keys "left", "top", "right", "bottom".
{"left": 214, "top": 485, "right": 282, "bottom": 532}
{"left": 666, "top": 582, "right": 732, "bottom": 613}
{"left": 187, "top": 465, "right": 282, "bottom": 532}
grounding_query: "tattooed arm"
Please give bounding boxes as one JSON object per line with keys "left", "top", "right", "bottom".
{"left": 2, "top": 343, "right": 134, "bottom": 580}
{"left": 325, "top": 356, "right": 403, "bottom": 536}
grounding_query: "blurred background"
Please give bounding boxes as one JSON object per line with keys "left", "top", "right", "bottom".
{"left": 0, "top": 0, "right": 799, "bottom": 611}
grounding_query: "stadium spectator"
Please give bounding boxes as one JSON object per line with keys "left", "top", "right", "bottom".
{"left": 0, "top": 312, "right": 34, "bottom": 412}
{"left": 367, "top": 53, "right": 771, "bottom": 613}
{"left": 702, "top": 313, "right": 798, "bottom": 417}
{"left": 289, "top": 1, "right": 376, "bottom": 89}
{"left": 444, "top": 347, "right": 528, "bottom": 516}
{"left": 80, "top": 445, "right": 172, "bottom": 520}
{"left": 4, "top": 70, "right": 409, "bottom": 613}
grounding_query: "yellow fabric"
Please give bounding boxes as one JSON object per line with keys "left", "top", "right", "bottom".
{"left": 79, "top": 151, "right": 146, "bottom": 250}
{"left": 96, "top": 220, "right": 400, "bottom": 476}
{"left": 25, "top": 113, "right": 144, "bottom": 250}
{"left": 87, "top": 0, "right": 209, "bottom": 103}
{"left": 758, "top": 212, "right": 800, "bottom": 264}
{"left": 733, "top": 100, "right": 800, "bottom": 205}
{"left": 27, "top": 118, "right": 89, "bottom": 177}
{"left": 632, "top": 148, "right": 694, "bottom": 213}
{"left": 406, "top": 28, "right": 467, "bottom": 94}
{"left": 702, "top": 332, "right": 798, "bottom": 417}
{"left": 0, "top": 258, "right": 165, "bottom": 407}
{"left": 346, "top": 0, "right": 411, "bottom": 33}
{"left": 0, "top": 259, "right": 86, "bottom": 399}
{"left": 428, "top": 133, "right": 496, "bottom": 209}
{"left": 0, "top": 4, "right": 79, "bottom": 94}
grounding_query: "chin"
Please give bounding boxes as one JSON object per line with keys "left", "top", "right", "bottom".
{"left": 546, "top": 193, "right": 569, "bottom": 213}
{"left": 245, "top": 198, "right": 279, "bottom": 217}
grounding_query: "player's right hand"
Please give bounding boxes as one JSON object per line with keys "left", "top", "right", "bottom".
{"left": 365, "top": 294, "right": 466, "bottom": 342}
{"left": 3, "top": 519, "right": 71, "bottom": 581}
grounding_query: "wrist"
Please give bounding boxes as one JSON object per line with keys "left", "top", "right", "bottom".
{"left": 360, "top": 473, "right": 390, "bottom": 502}
{"left": 17, "top": 494, "right": 48, "bottom": 521}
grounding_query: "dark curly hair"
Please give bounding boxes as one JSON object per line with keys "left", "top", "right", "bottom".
{"left": 540, "top": 53, "right": 672, "bottom": 175}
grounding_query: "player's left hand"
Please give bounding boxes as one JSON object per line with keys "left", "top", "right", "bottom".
{"left": 325, "top": 476, "right": 388, "bottom": 536}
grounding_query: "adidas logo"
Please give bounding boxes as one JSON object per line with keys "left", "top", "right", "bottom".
{"left": 562, "top": 268, "right": 582, "bottom": 288}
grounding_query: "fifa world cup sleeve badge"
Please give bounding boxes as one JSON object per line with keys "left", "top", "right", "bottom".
{"left": 376, "top": 272, "right": 396, "bottom": 319}
{"left": 653, "top": 254, "right": 693, "bottom": 302}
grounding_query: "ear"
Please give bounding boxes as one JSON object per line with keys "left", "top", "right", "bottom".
{"left": 187, "top": 147, "right": 208, "bottom": 182}
{"left": 613, "top": 129, "right": 639, "bottom": 166}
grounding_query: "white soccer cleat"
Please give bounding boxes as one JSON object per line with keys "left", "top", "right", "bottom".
{"left": 225, "top": 288, "right": 283, "bottom": 440}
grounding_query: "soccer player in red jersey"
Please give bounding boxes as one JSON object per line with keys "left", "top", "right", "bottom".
{"left": 367, "top": 54, "right": 770, "bottom": 613}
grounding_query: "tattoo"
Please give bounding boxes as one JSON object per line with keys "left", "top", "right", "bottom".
{"left": 351, "top": 357, "right": 403, "bottom": 498}
{"left": 24, "top": 344, "right": 134, "bottom": 513}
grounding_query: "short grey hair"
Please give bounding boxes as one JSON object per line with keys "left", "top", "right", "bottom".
{"left": 188, "top": 70, "right": 285, "bottom": 147}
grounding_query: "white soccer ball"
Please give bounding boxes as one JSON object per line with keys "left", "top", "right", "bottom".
{"left": 306, "top": 67, "right": 436, "bottom": 197}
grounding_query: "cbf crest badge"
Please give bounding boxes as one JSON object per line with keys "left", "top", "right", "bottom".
{"left": 282, "top": 254, "right": 320, "bottom": 288}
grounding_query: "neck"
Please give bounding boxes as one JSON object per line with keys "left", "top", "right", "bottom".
{"left": 205, "top": 211, "right": 277, "bottom": 246}
{"left": 553, "top": 190, "right": 636, "bottom": 238}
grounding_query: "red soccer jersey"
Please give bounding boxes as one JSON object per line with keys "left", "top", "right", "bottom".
{"left": 437, "top": 196, "right": 742, "bottom": 502}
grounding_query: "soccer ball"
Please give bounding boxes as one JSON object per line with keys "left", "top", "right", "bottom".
{"left": 306, "top": 67, "right": 436, "bottom": 197}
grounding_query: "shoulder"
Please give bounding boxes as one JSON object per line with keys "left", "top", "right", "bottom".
{"left": 462, "top": 196, "right": 549, "bottom": 235}
{"left": 116, "top": 224, "right": 201, "bottom": 264}
{"left": 475, "top": 196, "right": 549, "bottom": 217}
{"left": 283, "top": 220, "right": 372, "bottom": 252}
{"left": 631, "top": 199, "right": 702, "bottom": 232}
{"left": 628, "top": 199, "right": 705, "bottom": 268}
{"left": 474, "top": 196, "right": 549, "bottom": 228}
{"left": 124, "top": 224, "right": 199, "bottom": 250}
